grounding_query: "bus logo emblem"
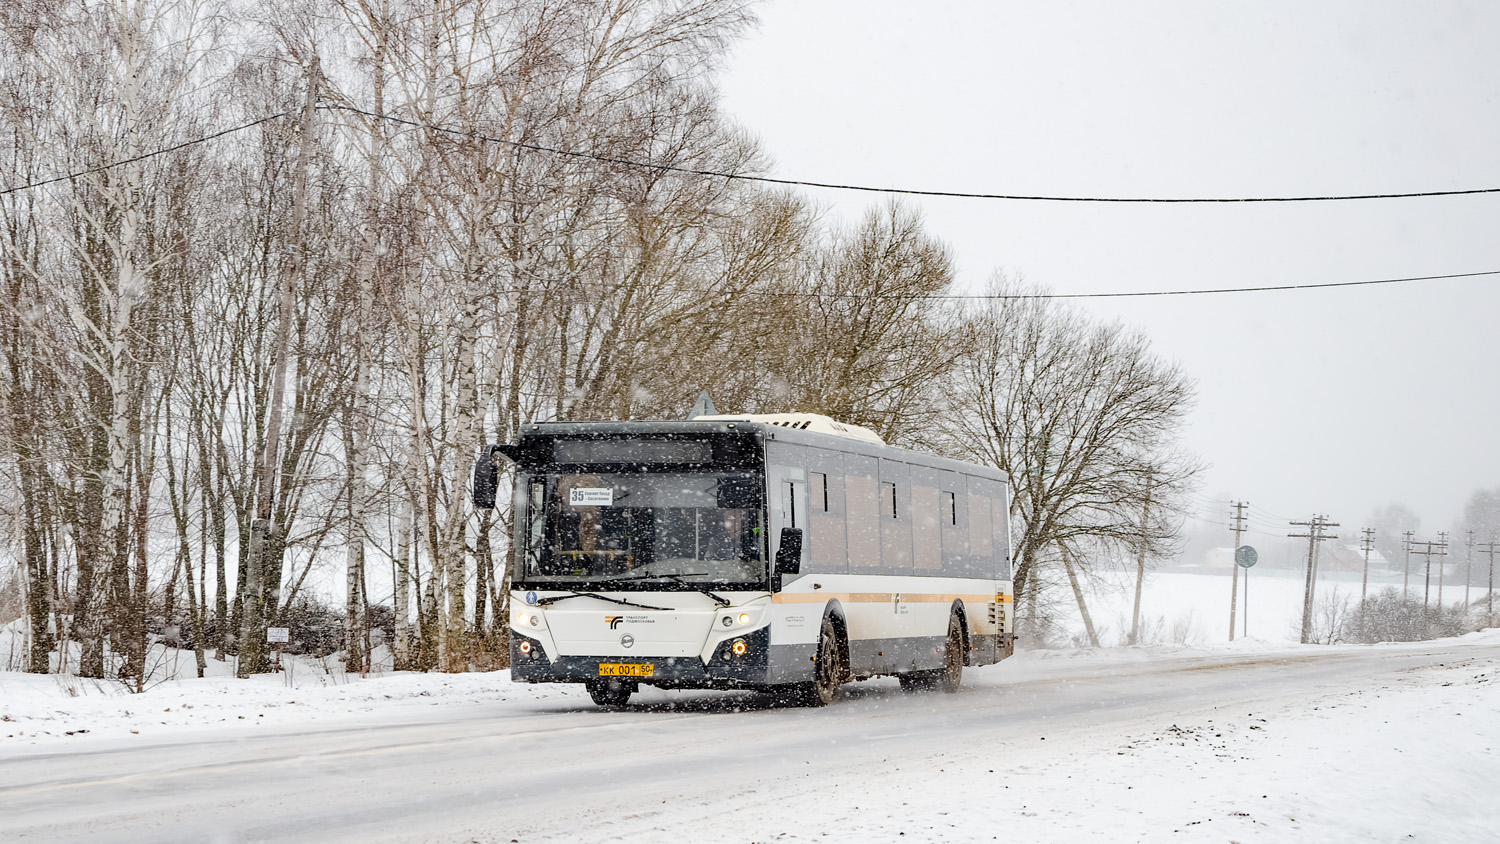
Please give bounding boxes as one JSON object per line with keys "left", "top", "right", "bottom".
{"left": 606, "top": 616, "right": 624, "bottom": 629}
{"left": 620, "top": 634, "right": 635, "bottom": 649}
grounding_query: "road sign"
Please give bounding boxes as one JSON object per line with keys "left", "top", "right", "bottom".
{"left": 1235, "top": 545, "right": 1258, "bottom": 568}
{"left": 267, "top": 627, "right": 290, "bottom": 644}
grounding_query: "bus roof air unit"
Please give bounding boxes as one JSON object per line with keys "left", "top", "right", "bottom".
{"left": 694, "top": 412, "right": 885, "bottom": 445}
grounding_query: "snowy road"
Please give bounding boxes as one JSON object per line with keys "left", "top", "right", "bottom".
{"left": 4, "top": 637, "right": 1500, "bottom": 843}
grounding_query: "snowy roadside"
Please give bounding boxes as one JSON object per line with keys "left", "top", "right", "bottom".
{"left": 0, "top": 663, "right": 583, "bottom": 751}
{"left": 3, "top": 631, "right": 1494, "bottom": 754}
{"left": 0, "top": 634, "right": 1342, "bottom": 751}
{"left": 694, "top": 640, "right": 1500, "bottom": 844}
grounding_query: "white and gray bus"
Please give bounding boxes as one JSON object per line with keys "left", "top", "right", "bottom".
{"left": 472, "top": 413, "right": 1014, "bottom": 707}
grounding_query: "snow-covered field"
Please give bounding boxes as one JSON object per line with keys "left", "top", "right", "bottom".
{"left": 1063, "top": 566, "right": 1491, "bottom": 646}
{"left": 759, "top": 641, "right": 1500, "bottom": 844}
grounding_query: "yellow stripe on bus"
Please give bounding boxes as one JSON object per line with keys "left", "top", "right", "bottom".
{"left": 771, "top": 592, "right": 1004, "bottom": 605}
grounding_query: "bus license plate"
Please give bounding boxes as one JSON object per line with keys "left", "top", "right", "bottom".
{"left": 599, "top": 663, "right": 654, "bottom": 678}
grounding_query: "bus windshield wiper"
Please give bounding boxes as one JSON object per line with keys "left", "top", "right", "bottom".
{"left": 607, "top": 571, "right": 732, "bottom": 608}
{"left": 533, "top": 591, "right": 670, "bottom": 611}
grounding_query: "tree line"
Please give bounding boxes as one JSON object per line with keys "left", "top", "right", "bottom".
{"left": 0, "top": 0, "right": 1198, "bottom": 683}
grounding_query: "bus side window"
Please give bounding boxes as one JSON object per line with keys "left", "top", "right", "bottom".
{"left": 942, "top": 490, "right": 956, "bottom": 525}
{"left": 810, "top": 472, "right": 828, "bottom": 512}
{"left": 970, "top": 492, "right": 993, "bottom": 562}
{"left": 911, "top": 482, "right": 941, "bottom": 570}
{"left": 992, "top": 494, "right": 1012, "bottom": 580}
{"left": 845, "top": 456, "right": 880, "bottom": 568}
{"left": 940, "top": 482, "right": 968, "bottom": 569}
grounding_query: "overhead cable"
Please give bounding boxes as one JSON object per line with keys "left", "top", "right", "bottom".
{"left": 747, "top": 270, "right": 1500, "bottom": 300}
{"left": 6, "top": 106, "right": 1495, "bottom": 301}
{"left": 330, "top": 103, "right": 1500, "bottom": 204}
{"left": 10, "top": 104, "right": 1500, "bottom": 207}
{"left": 0, "top": 112, "right": 293, "bottom": 197}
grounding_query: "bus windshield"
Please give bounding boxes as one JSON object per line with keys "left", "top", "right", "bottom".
{"left": 516, "top": 471, "right": 765, "bottom": 587}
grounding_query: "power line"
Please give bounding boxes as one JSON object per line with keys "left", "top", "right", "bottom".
{"left": 0, "top": 111, "right": 294, "bottom": 197}
{"left": 11, "top": 102, "right": 1500, "bottom": 214}
{"left": 329, "top": 103, "right": 1500, "bottom": 205}
{"left": 383, "top": 253, "right": 1500, "bottom": 301}
{"left": 745, "top": 270, "right": 1500, "bottom": 300}
{"left": 7, "top": 106, "right": 1496, "bottom": 301}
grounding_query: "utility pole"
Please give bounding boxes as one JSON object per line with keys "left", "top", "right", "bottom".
{"left": 1402, "top": 530, "right": 1414, "bottom": 600}
{"left": 1359, "top": 527, "right": 1376, "bottom": 603}
{"left": 1480, "top": 537, "right": 1498, "bottom": 617}
{"left": 1437, "top": 531, "right": 1450, "bottom": 606}
{"left": 1289, "top": 515, "right": 1339, "bottom": 644}
{"left": 1409, "top": 539, "right": 1447, "bottom": 608}
{"left": 1228, "top": 501, "right": 1248, "bottom": 641}
{"left": 1128, "top": 472, "right": 1154, "bottom": 646}
{"left": 238, "top": 58, "right": 320, "bottom": 678}
{"left": 1465, "top": 530, "right": 1475, "bottom": 609}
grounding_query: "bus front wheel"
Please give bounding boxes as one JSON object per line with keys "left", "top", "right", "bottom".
{"left": 586, "top": 678, "right": 635, "bottom": 707}
{"left": 795, "top": 616, "right": 844, "bottom": 707}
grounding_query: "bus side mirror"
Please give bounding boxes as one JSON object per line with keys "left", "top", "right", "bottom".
{"left": 472, "top": 447, "right": 499, "bottom": 509}
{"left": 472, "top": 444, "right": 520, "bottom": 509}
{"left": 775, "top": 527, "right": 803, "bottom": 576}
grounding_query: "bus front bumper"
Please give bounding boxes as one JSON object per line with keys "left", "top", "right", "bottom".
{"left": 510, "top": 626, "right": 772, "bottom": 688}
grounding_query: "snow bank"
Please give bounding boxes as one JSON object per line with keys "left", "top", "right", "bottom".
{"left": 0, "top": 662, "right": 580, "bottom": 750}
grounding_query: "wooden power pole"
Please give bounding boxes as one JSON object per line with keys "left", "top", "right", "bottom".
{"left": 1359, "top": 527, "right": 1375, "bottom": 603}
{"left": 1464, "top": 530, "right": 1475, "bottom": 609}
{"left": 1481, "top": 537, "right": 1499, "bottom": 617}
{"left": 1409, "top": 538, "right": 1447, "bottom": 608}
{"left": 1289, "top": 515, "right": 1339, "bottom": 644}
{"left": 1402, "top": 530, "right": 1415, "bottom": 600}
{"left": 1228, "top": 501, "right": 1248, "bottom": 641}
{"left": 1436, "top": 531, "right": 1450, "bottom": 607}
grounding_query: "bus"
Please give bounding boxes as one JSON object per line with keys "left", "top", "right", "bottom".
{"left": 472, "top": 412, "right": 1014, "bottom": 708}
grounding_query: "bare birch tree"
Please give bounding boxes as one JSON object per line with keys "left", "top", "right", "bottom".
{"left": 944, "top": 278, "right": 1201, "bottom": 640}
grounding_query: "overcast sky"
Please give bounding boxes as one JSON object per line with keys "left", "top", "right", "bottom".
{"left": 717, "top": 0, "right": 1500, "bottom": 542}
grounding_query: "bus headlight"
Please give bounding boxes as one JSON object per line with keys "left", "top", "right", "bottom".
{"left": 731, "top": 639, "right": 748, "bottom": 656}
{"left": 519, "top": 640, "right": 532, "bottom": 654}
{"left": 737, "top": 612, "right": 751, "bottom": 626}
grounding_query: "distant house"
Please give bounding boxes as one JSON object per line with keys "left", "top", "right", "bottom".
{"left": 1318, "top": 543, "right": 1393, "bottom": 576}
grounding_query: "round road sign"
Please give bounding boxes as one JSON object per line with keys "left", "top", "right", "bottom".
{"left": 1235, "top": 545, "right": 1258, "bottom": 568}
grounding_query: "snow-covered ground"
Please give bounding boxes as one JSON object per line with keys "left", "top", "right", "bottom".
{"left": 3, "top": 631, "right": 1499, "bottom": 842}
{"left": 4, "top": 570, "right": 1497, "bottom": 841}
{"left": 767, "top": 640, "right": 1500, "bottom": 844}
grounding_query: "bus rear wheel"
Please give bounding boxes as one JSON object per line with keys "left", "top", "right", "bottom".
{"left": 586, "top": 678, "right": 635, "bottom": 707}
{"left": 899, "top": 613, "right": 964, "bottom": 693}
{"left": 938, "top": 612, "right": 964, "bottom": 694}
